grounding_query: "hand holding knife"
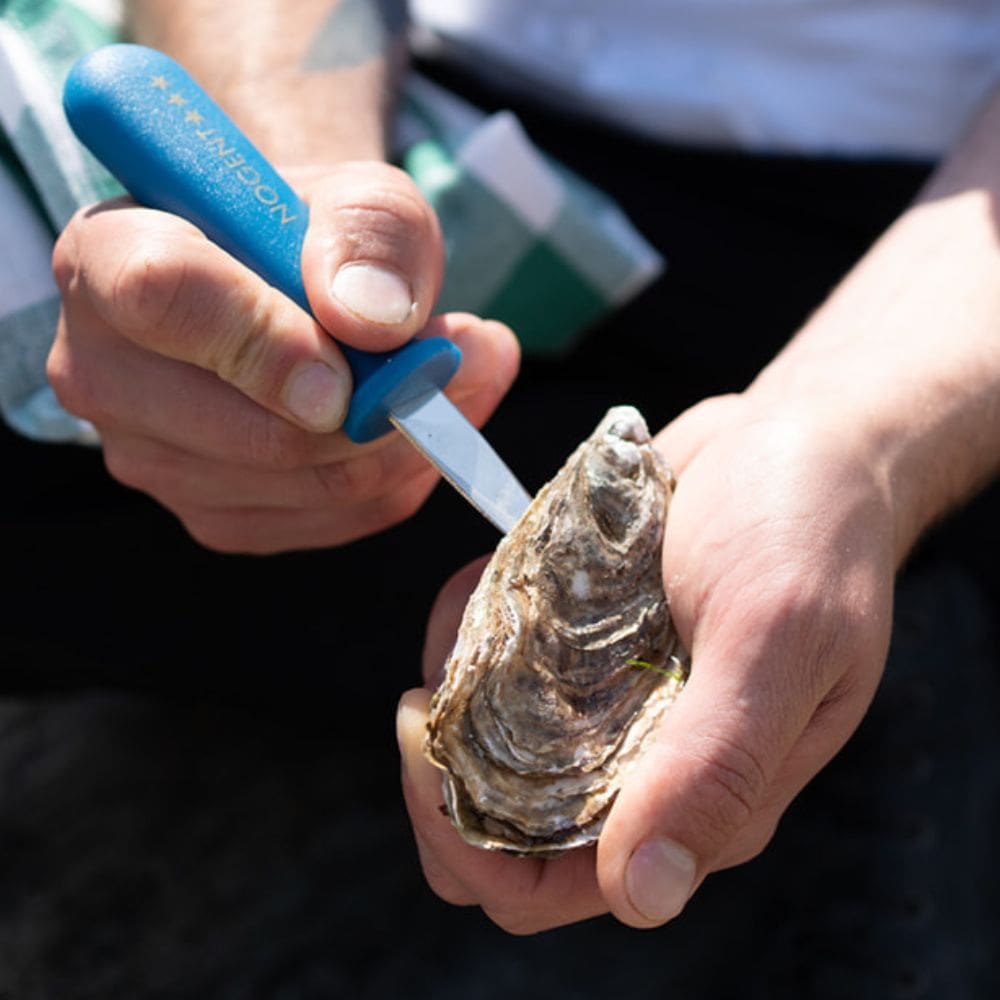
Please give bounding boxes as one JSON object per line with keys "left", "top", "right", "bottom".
{"left": 62, "top": 43, "right": 531, "bottom": 534}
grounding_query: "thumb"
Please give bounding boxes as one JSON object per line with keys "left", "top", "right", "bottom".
{"left": 300, "top": 161, "right": 445, "bottom": 350}
{"left": 596, "top": 646, "right": 813, "bottom": 929}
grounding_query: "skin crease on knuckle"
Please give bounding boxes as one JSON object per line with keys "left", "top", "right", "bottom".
{"left": 340, "top": 484, "right": 440, "bottom": 546}
{"left": 311, "top": 162, "right": 435, "bottom": 232}
{"left": 678, "top": 730, "right": 771, "bottom": 842}
{"left": 309, "top": 444, "right": 397, "bottom": 503}
{"left": 324, "top": 204, "right": 434, "bottom": 286}
{"left": 708, "top": 671, "right": 870, "bottom": 874}
{"left": 208, "top": 290, "right": 283, "bottom": 395}
{"left": 51, "top": 202, "right": 136, "bottom": 298}
{"left": 308, "top": 435, "right": 434, "bottom": 505}
{"left": 50, "top": 216, "right": 82, "bottom": 297}
{"left": 240, "top": 405, "right": 325, "bottom": 472}
{"left": 305, "top": 171, "right": 443, "bottom": 300}
{"left": 107, "top": 232, "right": 200, "bottom": 343}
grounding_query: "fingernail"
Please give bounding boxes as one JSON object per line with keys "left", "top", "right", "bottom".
{"left": 284, "top": 361, "right": 348, "bottom": 431}
{"left": 625, "top": 837, "right": 698, "bottom": 924}
{"left": 396, "top": 690, "right": 436, "bottom": 789}
{"left": 395, "top": 695, "right": 422, "bottom": 756}
{"left": 331, "top": 262, "right": 414, "bottom": 325}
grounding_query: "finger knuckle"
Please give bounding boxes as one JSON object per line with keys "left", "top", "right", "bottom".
{"left": 420, "top": 867, "right": 473, "bottom": 908}
{"left": 51, "top": 216, "right": 84, "bottom": 294}
{"left": 180, "top": 518, "right": 233, "bottom": 554}
{"left": 376, "top": 476, "right": 434, "bottom": 527}
{"left": 311, "top": 451, "right": 386, "bottom": 503}
{"left": 310, "top": 476, "right": 432, "bottom": 547}
{"left": 45, "top": 336, "right": 78, "bottom": 408}
{"left": 334, "top": 205, "right": 430, "bottom": 264}
{"left": 785, "top": 596, "right": 861, "bottom": 701}
{"left": 46, "top": 332, "right": 103, "bottom": 423}
{"left": 312, "top": 454, "right": 432, "bottom": 520}
{"left": 716, "top": 819, "right": 780, "bottom": 871}
{"left": 684, "top": 733, "right": 769, "bottom": 840}
{"left": 735, "top": 569, "right": 853, "bottom": 701}
{"left": 103, "top": 444, "right": 190, "bottom": 508}
{"left": 110, "top": 238, "right": 191, "bottom": 338}
{"left": 242, "top": 408, "right": 312, "bottom": 471}
{"left": 336, "top": 161, "right": 433, "bottom": 218}
{"left": 809, "top": 670, "right": 865, "bottom": 735}
{"left": 482, "top": 904, "right": 547, "bottom": 937}
{"left": 329, "top": 171, "right": 440, "bottom": 259}
{"left": 101, "top": 444, "right": 146, "bottom": 491}
{"left": 209, "top": 289, "right": 279, "bottom": 394}
{"left": 180, "top": 508, "right": 269, "bottom": 555}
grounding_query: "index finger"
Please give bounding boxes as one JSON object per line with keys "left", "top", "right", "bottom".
{"left": 54, "top": 200, "right": 355, "bottom": 434}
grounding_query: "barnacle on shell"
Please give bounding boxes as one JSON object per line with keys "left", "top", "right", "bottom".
{"left": 425, "top": 406, "right": 688, "bottom": 856}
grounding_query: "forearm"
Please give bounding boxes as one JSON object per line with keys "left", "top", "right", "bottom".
{"left": 126, "top": 0, "right": 407, "bottom": 162}
{"left": 747, "top": 88, "right": 1000, "bottom": 564}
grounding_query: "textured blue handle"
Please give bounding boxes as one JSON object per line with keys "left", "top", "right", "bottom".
{"left": 62, "top": 43, "right": 460, "bottom": 442}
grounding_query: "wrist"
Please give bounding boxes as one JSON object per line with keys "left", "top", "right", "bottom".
{"left": 743, "top": 188, "right": 1000, "bottom": 566}
{"left": 127, "top": 0, "right": 403, "bottom": 164}
{"left": 744, "top": 347, "right": 1000, "bottom": 571}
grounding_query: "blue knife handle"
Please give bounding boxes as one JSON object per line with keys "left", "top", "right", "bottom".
{"left": 62, "top": 43, "right": 460, "bottom": 443}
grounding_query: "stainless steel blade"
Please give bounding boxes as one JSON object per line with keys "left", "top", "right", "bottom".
{"left": 388, "top": 389, "right": 532, "bottom": 534}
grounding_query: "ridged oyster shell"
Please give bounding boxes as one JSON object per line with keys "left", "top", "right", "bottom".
{"left": 425, "top": 406, "right": 688, "bottom": 856}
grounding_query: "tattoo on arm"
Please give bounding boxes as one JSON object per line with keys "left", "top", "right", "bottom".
{"left": 302, "top": 0, "right": 408, "bottom": 70}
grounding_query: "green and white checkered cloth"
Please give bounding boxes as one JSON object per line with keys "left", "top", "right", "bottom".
{"left": 0, "top": 0, "right": 663, "bottom": 444}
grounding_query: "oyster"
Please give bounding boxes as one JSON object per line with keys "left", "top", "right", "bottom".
{"left": 425, "top": 406, "right": 688, "bottom": 856}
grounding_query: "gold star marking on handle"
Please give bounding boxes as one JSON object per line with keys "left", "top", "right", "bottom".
{"left": 168, "top": 92, "right": 189, "bottom": 106}
{"left": 150, "top": 75, "right": 168, "bottom": 90}
{"left": 185, "top": 109, "right": 205, "bottom": 125}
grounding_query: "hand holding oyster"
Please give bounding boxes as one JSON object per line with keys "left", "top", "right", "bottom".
{"left": 425, "top": 406, "right": 688, "bottom": 855}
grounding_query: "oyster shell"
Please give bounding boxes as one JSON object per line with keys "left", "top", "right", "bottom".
{"left": 425, "top": 406, "right": 688, "bottom": 856}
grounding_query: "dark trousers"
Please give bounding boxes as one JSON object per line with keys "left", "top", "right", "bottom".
{"left": 1, "top": 69, "right": 997, "bottom": 999}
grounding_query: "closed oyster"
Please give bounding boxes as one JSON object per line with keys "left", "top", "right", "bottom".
{"left": 425, "top": 406, "right": 688, "bottom": 856}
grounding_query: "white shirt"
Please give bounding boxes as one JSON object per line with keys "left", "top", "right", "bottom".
{"left": 410, "top": 0, "right": 1000, "bottom": 158}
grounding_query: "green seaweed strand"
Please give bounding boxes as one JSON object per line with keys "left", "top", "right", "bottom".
{"left": 626, "top": 658, "right": 685, "bottom": 683}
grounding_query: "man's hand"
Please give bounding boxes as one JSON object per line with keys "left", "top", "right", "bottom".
{"left": 49, "top": 165, "right": 519, "bottom": 552}
{"left": 397, "top": 79, "right": 1000, "bottom": 930}
{"left": 397, "top": 392, "right": 897, "bottom": 933}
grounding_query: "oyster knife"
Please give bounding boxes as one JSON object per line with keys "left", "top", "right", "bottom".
{"left": 62, "top": 44, "right": 531, "bottom": 534}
